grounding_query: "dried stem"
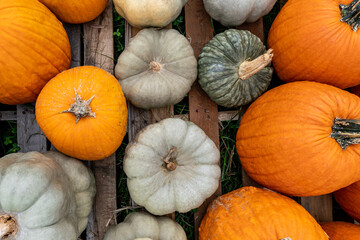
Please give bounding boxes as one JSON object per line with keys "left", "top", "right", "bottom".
{"left": 238, "top": 49, "right": 273, "bottom": 80}
{"left": 149, "top": 61, "right": 162, "bottom": 72}
{"left": 0, "top": 215, "right": 17, "bottom": 239}
{"left": 163, "top": 147, "right": 177, "bottom": 171}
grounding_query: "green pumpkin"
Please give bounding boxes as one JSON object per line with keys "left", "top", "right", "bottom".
{"left": 198, "top": 29, "right": 273, "bottom": 108}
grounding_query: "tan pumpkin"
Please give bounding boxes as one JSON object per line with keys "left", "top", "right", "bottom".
{"left": 199, "top": 186, "right": 329, "bottom": 239}
{"left": 115, "top": 28, "right": 197, "bottom": 109}
{"left": 36, "top": 66, "right": 128, "bottom": 161}
{"left": 113, "top": 0, "right": 188, "bottom": 28}
{"left": 0, "top": 151, "right": 95, "bottom": 239}
{"left": 39, "top": 0, "right": 108, "bottom": 24}
{"left": 0, "top": 0, "right": 71, "bottom": 105}
{"left": 103, "top": 212, "right": 186, "bottom": 240}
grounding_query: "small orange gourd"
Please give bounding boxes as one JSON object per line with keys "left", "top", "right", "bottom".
{"left": 36, "top": 66, "right": 128, "bottom": 161}
{"left": 321, "top": 222, "right": 360, "bottom": 239}
{"left": 334, "top": 181, "right": 360, "bottom": 222}
{"left": 0, "top": 0, "right": 71, "bottom": 105}
{"left": 268, "top": 0, "right": 360, "bottom": 89}
{"left": 38, "top": 0, "right": 108, "bottom": 24}
{"left": 237, "top": 81, "right": 360, "bottom": 196}
{"left": 199, "top": 186, "right": 329, "bottom": 240}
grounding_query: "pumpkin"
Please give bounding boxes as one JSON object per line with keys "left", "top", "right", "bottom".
{"left": 113, "top": 0, "right": 188, "bottom": 28}
{"left": 38, "top": 0, "right": 108, "bottom": 24}
{"left": 103, "top": 212, "right": 186, "bottom": 240}
{"left": 115, "top": 28, "right": 197, "bottom": 109}
{"left": 0, "top": 151, "right": 95, "bottom": 239}
{"left": 321, "top": 222, "right": 360, "bottom": 239}
{"left": 124, "top": 118, "right": 220, "bottom": 215}
{"left": 268, "top": 0, "right": 360, "bottom": 89}
{"left": 334, "top": 181, "right": 360, "bottom": 222}
{"left": 199, "top": 186, "right": 329, "bottom": 239}
{"left": 237, "top": 81, "right": 360, "bottom": 196}
{"left": 198, "top": 29, "right": 273, "bottom": 108}
{"left": 203, "top": 0, "right": 277, "bottom": 27}
{"left": 35, "top": 66, "right": 128, "bottom": 161}
{"left": 0, "top": 0, "right": 71, "bottom": 105}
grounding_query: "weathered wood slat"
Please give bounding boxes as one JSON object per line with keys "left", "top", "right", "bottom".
{"left": 83, "top": 1, "right": 117, "bottom": 239}
{"left": 301, "top": 195, "right": 333, "bottom": 222}
{"left": 64, "top": 23, "right": 82, "bottom": 68}
{"left": 185, "top": 0, "right": 221, "bottom": 238}
{"left": 0, "top": 111, "right": 16, "bottom": 121}
{"left": 16, "top": 104, "right": 47, "bottom": 153}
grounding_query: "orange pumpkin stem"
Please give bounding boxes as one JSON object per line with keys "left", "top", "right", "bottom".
{"left": 238, "top": 49, "right": 273, "bottom": 80}
{"left": 340, "top": 0, "right": 360, "bottom": 32}
{"left": 61, "top": 89, "right": 96, "bottom": 124}
{"left": 0, "top": 215, "right": 17, "bottom": 239}
{"left": 149, "top": 61, "right": 162, "bottom": 72}
{"left": 331, "top": 118, "right": 360, "bottom": 150}
{"left": 163, "top": 147, "right": 177, "bottom": 171}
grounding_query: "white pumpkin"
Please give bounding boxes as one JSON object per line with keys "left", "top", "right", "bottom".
{"left": 0, "top": 151, "right": 95, "bottom": 240}
{"left": 115, "top": 28, "right": 197, "bottom": 109}
{"left": 103, "top": 212, "right": 186, "bottom": 240}
{"left": 113, "top": 0, "right": 188, "bottom": 28}
{"left": 124, "top": 118, "right": 221, "bottom": 215}
{"left": 203, "top": 0, "right": 277, "bottom": 27}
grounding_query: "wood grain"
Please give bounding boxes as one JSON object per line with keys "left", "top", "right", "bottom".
{"left": 185, "top": 0, "right": 221, "bottom": 238}
{"left": 16, "top": 104, "right": 47, "bottom": 153}
{"left": 83, "top": 1, "right": 117, "bottom": 239}
{"left": 300, "top": 195, "right": 333, "bottom": 222}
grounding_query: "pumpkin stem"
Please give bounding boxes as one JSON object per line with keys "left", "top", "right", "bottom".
{"left": 280, "top": 238, "right": 292, "bottom": 240}
{"left": 163, "top": 147, "right": 177, "bottom": 171}
{"left": 0, "top": 215, "right": 17, "bottom": 239}
{"left": 61, "top": 89, "right": 96, "bottom": 124}
{"left": 238, "top": 49, "right": 273, "bottom": 80}
{"left": 149, "top": 61, "right": 162, "bottom": 72}
{"left": 340, "top": 0, "right": 360, "bottom": 32}
{"left": 331, "top": 118, "right": 360, "bottom": 150}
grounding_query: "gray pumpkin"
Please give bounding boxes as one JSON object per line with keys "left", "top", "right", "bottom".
{"left": 198, "top": 29, "right": 273, "bottom": 108}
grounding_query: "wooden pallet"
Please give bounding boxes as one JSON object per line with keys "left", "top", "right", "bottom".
{"left": 0, "top": 0, "right": 356, "bottom": 239}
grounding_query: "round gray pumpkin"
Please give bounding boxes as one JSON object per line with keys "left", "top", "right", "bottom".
{"left": 198, "top": 29, "right": 273, "bottom": 108}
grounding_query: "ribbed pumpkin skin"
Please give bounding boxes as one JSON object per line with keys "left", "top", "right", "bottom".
{"left": 268, "top": 0, "right": 360, "bottom": 89}
{"left": 39, "top": 0, "right": 108, "bottom": 24}
{"left": 321, "top": 222, "right": 360, "bottom": 239}
{"left": 36, "top": 66, "right": 128, "bottom": 161}
{"left": 237, "top": 81, "right": 360, "bottom": 196}
{"left": 198, "top": 29, "right": 273, "bottom": 108}
{"left": 0, "top": 0, "right": 71, "bottom": 105}
{"left": 334, "top": 181, "right": 360, "bottom": 221}
{"left": 199, "top": 187, "right": 329, "bottom": 240}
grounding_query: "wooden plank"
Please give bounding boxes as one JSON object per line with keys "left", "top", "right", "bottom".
{"left": 63, "top": 23, "right": 82, "bottom": 68}
{"left": 16, "top": 104, "right": 47, "bottom": 153}
{"left": 237, "top": 19, "right": 264, "bottom": 42}
{"left": 300, "top": 195, "right": 333, "bottom": 222}
{"left": 185, "top": 0, "right": 221, "bottom": 238}
{"left": 0, "top": 111, "right": 16, "bottom": 121}
{"left": 83, "top": 1, "right": 116, "bottom": 239}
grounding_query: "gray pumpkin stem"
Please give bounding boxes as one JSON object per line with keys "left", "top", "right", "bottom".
{"left": 149, "top": 61, "right": 162, "bottom": 72}
{"left": 163, "top": 147, "right": 178, "bottom": 171}
{"left": 280, "top": 238, "right": 292, "bottom": 240}
{"left": 340, "top": 0, "right": 360, "bottom": 32}
{"left": 331, "top": 118, "right": 360, "bottom": 150}
{"left": 238, "top": 49, "right": 273, "bottom": 80}
{"left": 0, "top": 215, "right": 17, "bottom": 239}
{"left": 61, "top": 89, "right": 96, "bottom": 124}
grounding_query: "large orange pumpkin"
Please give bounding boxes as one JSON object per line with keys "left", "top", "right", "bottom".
{"left": 36, "top": 66, "right": 128, "bottom": 161}
{"left": 268, "top": 0, "right": 360, "bottom": 89}
{"left": 0, "top": 0, "right": 71, "bottom": 105}
{"left": 237, "top": 81, "right": 360, "bottom": 196}
{"left": 334, "top": 181, "right": 360, "bottom": 221}
{"left": 38, "top": 0, "right": 108, "bottom": 24}
{"left": 321, "top": 222, "right": 360, "bottom": 239}
{"left": 199, "top": 186, "right": 329, "bottom": 240}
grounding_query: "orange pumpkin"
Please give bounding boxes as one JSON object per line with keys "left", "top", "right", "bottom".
{"left": 199, "top": 186, "right": 329, "bottom": 240}
{"left": 0, "top": 0, "right": 71, "bottom": 105}
{"left": 334, "top": 181, "right": 360, "bottom": 222}
{"left": 321, "top": 222, "right": 360, "bottom": 239}
{"left": 35, "top": 66, "right": 128, "bottom": 161}
{"left": 237, "top": 81, "right": 360, "bottom": 196}
{"left": 38, "top": 0, "right": 108, "bottom": 24}
{"left": 268, "top": 0, "right": 360, "bottom": 89}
